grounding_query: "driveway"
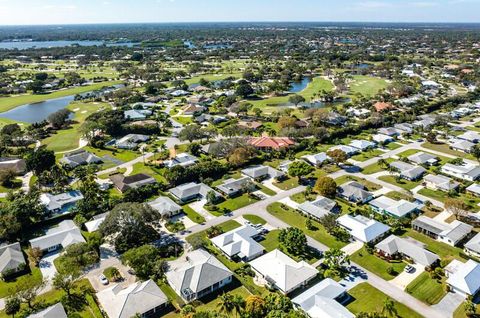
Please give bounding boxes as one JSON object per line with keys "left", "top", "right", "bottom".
{"left": 389, "top": 263, "right": 424, "bottom": 290}
{"left": 337, "top": 265, "right": 369, "bottom": 290}
{"left": 39, "top": 252, "right": 61, "bottom": 282}
{"left": 432, "top": 292, "right": 465, "bottom": 316}
{"left": 188, "top": 199, "right": 215, "bottom": 221}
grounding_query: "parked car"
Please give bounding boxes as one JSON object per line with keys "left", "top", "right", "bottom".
{"left": 404, "top": 265, "right": 415, "bottom": 273}
{"left": 99, "top": 274, "right": 109, "bottom": 285}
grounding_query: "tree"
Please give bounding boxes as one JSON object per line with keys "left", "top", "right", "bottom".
{"left": 472, "top": 144, "right": 480, "bottom": 162}
{"left": 245, "top": 295, "right": 266, "bottom": 318}
{"left": 319, "top": 214, "right": 337, "bottom": 233}
{"left": 26, "top": 247, "right": 42, "bottom": 267}
{"left": 314, "top": 176, "right": 337, "bottom": 198}
{"left": 278, "top": 227, "right": 307, "bottom": 256}
{"left": 444, "top": 198, "right": 468, "bottom": 220}
{"left": 288, "top": 94, "right": 306, "bottom": 106}
{"left": 323, "top": 248, "right": 350, "bottom": 275}
{"left": 277, "top": 116, "right": 298, "bottom": 129}
{"left": 228, "top": 147, "right": 251, "bottom": 167}
{"left": 121, "top": 245, "right": 165, "bottom": 280}
{"left": 53, "top": 272, "right": 79, "bottom": 298}
{"left": 16, "top": 279, "right": 46, "bottom": 309}
{"left": 288, "top": 161, "right": 314, "bottom": 181}
{"left": 25, "top": 147, "right": 56, "bottom": 175}
{"left": 381, "top": 298, "right": 398, "bottom": 318}
{"left": 217, "top": 293, "right": 236, "bottom": 317}
{"left": 235, "top": 82, "right": 254, "bottom": 98}
{"left": 47, "top": 108, "right": 72, "bottom": 129}
{"left": 206, "top": 190, "right": 218, "bottom": 204}
{"left": 0, "top": 169, "right": 17, "bottom": 188}
{"left": 179, "top": 124, "right": 204, "bottom": 143}
{"left": 4, "top": 296, "right": 20, "bottom": 318}
{"left": 327, "top": 149, "right": 347, "bottom": 165}
{"left": 464, "top": 299, "right": 476, "bottom": 317}
{"left": 426, "top": 132, "right": 437, "bottom": 144}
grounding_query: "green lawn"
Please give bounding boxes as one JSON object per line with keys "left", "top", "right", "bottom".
{"left": 422, "top": 142, "right": 474, "bottom": 160}
{"left": 186, "top": 220, "right": 242, "bottom": 245}
{"left": 172, "top": 116, "right": 193, "bottom": 125}
{"left": 361, "top": 159, "right": 394, "bottom": 175}
{"left": 0, "top": 81, "right": 122, "bottom": 113}
{"left": 350, "top": 246, "right": 406, "bottom": 280}
{"left": 216, "top": 193, "right": 259, "bottom": 213}
{"left": 267, "top": 202, "right": 347, "bottom": 249}
{"left": 385, "top": 142, "right": 402, "bottom": 150}
{"left": 183, "top": 205, "right": 206, "bottom": 224}
{"left": 273, "top": 177, "right": 299, "bottom": 190}
{"left": 351, "top": 149, "right": 384, "bottom": 162}
{"left": 405, "top": 272, "right": 446, "bottom": 305}
{"left": 130, "top": 163, "right": 167, "bottom": 183}
{"left": 378, "top": 175, "right": 421, "bottom": 191}
{"left": 256, "top": 183, "right": 277, "bottom": 196}
{"left": 260, "top": 229, "right": 281, "bottom": 252}
{"left": 243, "top": 214, "right": 267, "bottom": 225}
{"left": 453, "top": 300, "right": 480, "bottom": 318}
{"left": 418, "top": 188, "right": 480, "bottom": 212}
{"left": 348, "top": 75, "right": 389, "bottom": 97}
{"left": 384, "top": 191, "right": 415, "bottom": 202}
{"left": 85, "top": 146, "right": 139, "bottom": 169}
{"left": 0, "top": 264, "right": 43, "bottom": 298}
{"left": 346, "top": 283, "right": 423, "bottom": 318}
{"left": 335, "top": 175, "right": 381, "bottom": 191}
{"left": 397, "top": 149, "right": 450, "bottom": 166}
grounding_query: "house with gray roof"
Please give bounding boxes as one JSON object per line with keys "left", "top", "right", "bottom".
{"left": 124, "top": 109, "right": 152, "bottom": 121}
{"left": 375, "top": 235, "right": 439, "bottom": 267}
{"left": 466, "top": 183, "right": 480, "bottom": 197}
{"left": 465, "top": 233, "right": 480, "bottom": 258}
{"left": 450, "top": 139, "right": 475, "bottom": 153}
{"left": 445, "top": 259, "right": 480, "bottom": 297}
{"left": 60, "top": 150, "right": 102, "bottom": 168}
{"left": 394, "top": 123, "right": 414, "bottom": 134}
{"left": 292, "top": 278, "right": 354, "bottom": 318}
{"left": 337, "top": 214, "right": 390, "bottom": 243}
{"left": 109, "top": 173, "right": 156, "bottom": 193}
{"left": 369, "top": 196, "right": 421, "bottom": 218}
{"left": 442, "top": 162, "right": 480, "bottom": 182}
{"left": 372, "top": 134, "right": 394, "bottom": 144}
{"left": 164, "top": 153, "right": 198, "bottom": 169}
{"left": 349, "top": 139, "right": 376, "bottom": 151}
{"left": 0, "top": 158, "right": 26, "bottom": 175}
{"left": 169, "top": 182, "right": 221, "bottom": 203}
{"left": 28, "top": 303, "right": 67, "bottom": 318}
{"left": 40, "top": 190, "right": 84, "bottom": 216}
{"left": 298, "top": 196, "right": 338, "bottom": 219}
{"left": 96, "top": 279, "right": 168, "bottom": 318}
{"left": 0, "top": 242, "right": 26, "bottom": 278}
{"left": 148, "top": 196, "right": 182, "bottom": 218}
{"left": 84, "top": 212, "right": 108, "bottom": 233}
{"left": 337, "top": 181, "right": 373, "bottom": 204}
{"left": 424, "top": 174, "right": 460, "bottom": 192}
{"left": 407, "top": 152, "right": 438, "bottom": 166}
{"left": 412, "top": 216, "right": 473, "bottom": 247}
{"left": 250, "top": 249, "right": 318, "bottom": 294}
{"left": 211, "top": 225, "right": 264, "bottom": 261}
{"left": 215, "top": 176, "right": 252, "bottom": 197}
{"left": 302, "top": 153, "right": 330, "bottom": 166}
{"left": 29, "top": 220, "right": 85, "bottom": 253}
{"left": 329, "top": 145, "right": 358, "bottom": 157}
{"left": 458, "top": 131, "right": 480, "bottom": 143}
{"left": 390, "top": 161, "right": 426, "bottom": 181}
{"left": 378, "top": 127, "right": 399, "bottom": 137}
{"left": 114, "top": 134, "right": 150, "bottom": 149}
{"left": 241, "top": 165, "right": 285, "bottom": 181}
{"left": 165, "top": 248, "right": 233, "bottom": 302}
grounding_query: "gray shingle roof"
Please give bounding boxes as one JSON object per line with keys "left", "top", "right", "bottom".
{"left": 376, "top": 235, "right": 439, "bottom": 266}
{"left": 0, "top": 242, "right": 26, "bottom": 275}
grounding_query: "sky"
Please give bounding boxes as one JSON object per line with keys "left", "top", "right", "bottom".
{"left": 0, "top": 0, "right": 479, "bottom": 25}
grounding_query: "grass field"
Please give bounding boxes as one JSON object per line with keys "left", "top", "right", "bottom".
{"left": 418, "top": 188, "right": 480, "bottom": 212}
{"left": 350, "top": 246, "right": 406, "bottom": 280}
{"left": 243, "top": 214, "right": 267, "bottom": 225}
{"left": 0, "top": 263, "right": 43, "bottom": 298}
{"left": 351, "top": 149, "right": 384, "bottom": 162}
{"left": 216, "top": 193, "right": 259, "bottom": 213}
{"left": 378, "top": 175, "right": 421, "bottom": 191}
{"left": 0, "top": 81, "right": 122, "bottom": 113}
{"left": 348, "top": 75, "right": 389, "bottom": 97}
{"left": 346, "top": 283, "right": 423, "bottom": 318}
{"left": 335, "top": 175, "right": 382, "bottom": 191}
{"left": 182, "top": 205, "right": 206, "bottom": 224}
{"left": 422, "top": 142, "right": 474, "bottom": 160}
{"left": 361, "top": 158, "right": 394, "bottom": 175}
{"left": 405, "top": 272, "right": 446, "bottom": 305}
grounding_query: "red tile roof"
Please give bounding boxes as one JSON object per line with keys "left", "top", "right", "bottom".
{"left": 248, "top": 137, "right": 295, "bottom": 150}
{"left": 374, "top": 102, "right": 394, "bottom": 112}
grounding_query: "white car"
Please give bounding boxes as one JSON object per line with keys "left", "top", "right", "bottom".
{"left": 99, "top": 274, "right": 109, "bottom": 285}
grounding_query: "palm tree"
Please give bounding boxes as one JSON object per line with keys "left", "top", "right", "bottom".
{"left": 217, "top": 293, "right": 236, "bottom": 316}
{"left": 382, "top": 298, "right": 398, "bottom": 317}
{"left": 232, "top": 295, "right": 245, "bottom": 317}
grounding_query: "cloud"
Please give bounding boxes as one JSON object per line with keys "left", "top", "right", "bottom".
{"left": 43, "top": 4, "right": 77, "bottom": 10}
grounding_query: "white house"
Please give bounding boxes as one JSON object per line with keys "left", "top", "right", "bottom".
{"left": 210, "top": 225, "right": 264, "bottom": 261}
{"left": 298, "top": 196, "right": 338, "bottom": 219}
{"left": 148, "top": 196, "right": 183, "bottom": 218}
{"left": 164, "top": 153, "right": 198, "bottom": 169}
{"left": 424, "top": 174, "right": 460, "bottom": 192}
{"left": 412, "top": 216, "right": 473, "bottom": 247}
{"left": 249, "top": 249, "right": 318, "bottom": 294}
{"left": 302, "top": 153, "right": 330, "bottom": 166}
{"left": 441, "top": 163, "right": 480, "bottom": 182}
{"left": 369, "top": 196, "right": 421, "bottom": 218}
{"left": 464, "top": 233, "right": 480, "bottom": 258}
{"left": 349, "top": 140, "right": 376, "bottom": 152}
{"left": 337, "top": 214, "right": 390, "bottom": 243}
{"left": 29, "top": 220, "right": 85, "bottom": 253}
{"left": 445, "top": 259, "right": 480, "bottom": 297}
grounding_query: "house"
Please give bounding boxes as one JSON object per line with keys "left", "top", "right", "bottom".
{"left": 0, "top": 242, "right": 26, "bottom": 278}
{"left": 407, "top": 152, "right": 438, "bottom": 166}
{"left": 369, "top": 196, "right": 421, "bottom": 218}
{"left": 375, "top": 235, "right": 439, "bottom": 267}
{"left": 40, "top": 191, "right": 83, "bottom": 218}
{"left": 424, "top": 174, "right": 460, "bottom": 192}
{"left": 29, "top": 220, "right": 85, "bottom": 253}
{"left": 0, "top": 158, "right": 26, "bottom": 174}
{"left": 238, "top": 121, "right": 263, "bottom": 129}
{"left": 378, "top": 127, "right": 399, "bottom": 137}
{"left": 325, "top": 112, "right": 347, "bottom": 126}
{"left": 169, "top": 182, "right": 220, "bottom": 203}
{"left": 329, "top": 145, "right": 358, "bottom": 157}
{"left": 298, "top": 196, "right": 338, "bottom": 219}
{"left": 115, "top": 134, "right": 150, "bottom": 149}
{"left": 278, "top": 160, "right": 294, "bottom": 173}
{"left": 464, "top": 233, "right": 480, "bottom": 258}
{"left": 390, "top": 161, "right": 426, "bottom": 181}
{"left": 412, "top": 216, "right": 473, "bottom": 246}
{"left": 249, "top": 249, "right": 318, "bottom": 294}
{"left": 124, "top": 109, "right": 152, "bottom": 121}
{"left": 466, "top": 183, "right": 480, "bottom": 197}
{"left": 148, "top": 196, "right": 183, "bottom": 218}
{"left": 96, "top": 280, "right": 168, "bottom": 318}
{"left": 182, "top": 104, "right": 205, "bottom": 115}
{"left": 216, "top": 177, "right": 252, "bottom": 197}
{"left": 241, "top": 165, "right": 285, "bottom": 181}
{"left": 372, "top": 134, "right": 394, "bottom": 144}
{"left": 441, "top": 163, "right": 480, "bottom": 181}
{"left": 458, "top": 131, "right": 480, "bottom": 143}
{"left": 337, "top": 214, "right": 390, "bottom": 243}
{"left": 164, "top": 153, "right": 198, "bottom": 169}
{"left": 292, "top": 278, "right": 354, "bottom": 318}
{"left": 445, "top": 259, "right": 480, "bottom": 297}
{"left": 165, "top": 249, "right": 233, "bottom": 302}
{"left": 349, "top": 140, "right": 376, "bottom": 151}
{"left": 84, "top": 212, "right": 108, "bottom": 233}
{"left": 60, "top": 150, "right": 102, "bottom": 168}
{"left": 302, "top": 153, "right": 330, "bottom": 166}
{"left": 394, "top": 123, "right": 414, "bottom": 134}
{"left": 28, "top": 303, "right": 68, "bottom": 318}
{"left": 346, "top": 107, "right": 370, "bottom": 118}
{"left": 337, "top": 181, "right": 373, "bottom": 204}
{"left": 450, "top": 139, "right": 475, "bottom": 153}
{"left": 374, "top": 102, "right": 394, "bottom": 112}
{"left": 413, "top": 115, "right": 437, "bottom": 129}
{"left": 248, "top": 137, "right": 295, "bottom": 151}
{"left": 109, "top": 173, "right": 157, "bottom": 193}
{"left": 210, "top": 225, "right": 264, "bottom": 261}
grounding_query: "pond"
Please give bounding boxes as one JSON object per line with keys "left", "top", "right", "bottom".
{"left": 277, "top": 98, "right": 351, "bottom": 109}
{"left": 289, "top": 77, "right": 311, "bottom": 93}
{"left": 0, "top": 40, "right": 137, "bottom": 50}
{"left": 0, "top": 95, "right": 75, "bottom": 123}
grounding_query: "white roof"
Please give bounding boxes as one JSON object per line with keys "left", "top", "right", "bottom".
{"left": 329, "top": 145, "right": 358, "bottom": 156}
{"left": 302, "top": 153, "right": 330, "bottom": 165}
{"left": 292, "top": 278, "right": 354, "bottom": 318}
{"left": 372, "top": 134, "right": 394, "bottom": 143}
{"left": 148, "top": 196, "right": 182, "bottom": 217}
{"left": 466, "top": 183, "right": 480, "bottom": 195}
{"left": 84, "top": 215, "right": 107, "bottom": 233}
{"left": 446, "top": 259, "right": 480, "bottom": 296}
{"left": 349, "top": 139, "right": 376, "bottom": 150}
{"left": 249, "top": 249, "right": 318, "bottom": 294}
{"left": 337, "top": 214, "right": 390, "bottom": 243}
{"left": 29, "top": 220, "right": 85, "bottom": 250}
{"left": 40, "top": 190, "right": 84, "bottom": 212}
{"left": 465, "top": 232, "right": 480, "bottom": 254}
{"left": 164, "top": 153, "right": 198, "bottom": 169}
{"left": 96, "top": 280, "right": 168, "bottom": 318}
{"left": 424, "top": 174, "right": 459, "bottom": 191}
{"left": 370, "top": 196, "right": 420, "bottom": 218}
{"left": 210, "top": 225, "right": 264, "bottom": 259}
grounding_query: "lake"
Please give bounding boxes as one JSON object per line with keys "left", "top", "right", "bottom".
{"left": 277, "top": 98, "right": 351, "bottom": 109}
{"left": 0, "top": 40, "right": 137, "bottom": 50}
{"left": 289, "top": 77, "right": 311, "bottom": 93}
{"left": 0, "top": 96, "right": 75, "bottom": 123}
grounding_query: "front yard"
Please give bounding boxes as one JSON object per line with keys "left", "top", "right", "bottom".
{"left": 378, "top": 175, "right": 421, "bottom": 191}
{"left": 418, "top": 188, "right": 480, "bottom": 212}
{"left": 350, "top": 246, "right": 406, "bottom": 280}
{"left": 405, "top": 272, "right": 446, "bottom": 305}
{"left": 273, "top": 176, "right": 299, "bottom": 190}
{"left": 335, "top": 175, "right": 382, "bottom": 191}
